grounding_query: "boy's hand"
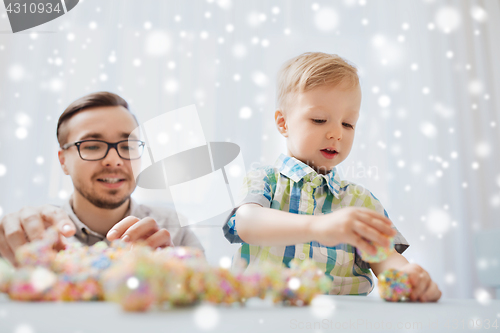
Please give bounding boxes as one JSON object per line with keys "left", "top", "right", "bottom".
{"left": 0, "top": 205, "right": 76, "bottom": 265}
{"left": 311, "top": 207, "right": 397, "bottom": 255}
{"left": 400, "top": 263, "right": 442, "bottom": 302}
{"left": 106, "top": 216, "right": 173, "bottom": 249}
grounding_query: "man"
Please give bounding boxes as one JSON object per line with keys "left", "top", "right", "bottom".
{"left": 0, "top": 91, "right": 203, "bottom": 265}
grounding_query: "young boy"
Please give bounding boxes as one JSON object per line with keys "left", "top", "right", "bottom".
{"left": 223, "top": 52, "right": 441, "bottom": 302}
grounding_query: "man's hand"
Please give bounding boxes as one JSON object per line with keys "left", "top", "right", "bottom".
{"left": 400, "top": 263, "right": 442, "bottom": 302}
{"left": 106, "top": 216, "right": 173, "bottom": 249}
{"left": 310, "top": 207, "right": 397, "bottom": 255}
{"left": 0, "top": 205, "right": 76, "bottom": 265}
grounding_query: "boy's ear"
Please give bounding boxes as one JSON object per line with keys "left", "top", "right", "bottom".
{"left": 58, "top": 150, "right": 70, "bottom": 175}
{"left": 275, "top": 110, "right": 288, "bottom": 137}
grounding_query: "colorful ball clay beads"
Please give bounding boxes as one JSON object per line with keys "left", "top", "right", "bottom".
{"left": 282, "top": 259, "right": 332, "bottom": 306}
{"left": 377, "top": 268, "right": 412, "bottom": 302}
{"left": 2, "top": 228, "right": 334, "bottom": 311}
{"left": 101, "top": 248, "right": 163, "bottom": 312}
{"left": 356, "top": 235, "right": 395, "bottom": 263}
{"left": 0, "top": 258, "right": 14, "bottom": 293}
{"left": 15, "top": 227, "right": 59, "bottom": 268}
{"left": 8, "top": 266, "right": 57, "bottom": 301}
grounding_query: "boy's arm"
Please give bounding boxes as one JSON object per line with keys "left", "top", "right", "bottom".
{"left": 235, "top": 204, "right": 394, "bottom": 254}
{"left": 369, "top": 251, "right": 409, "bottom": 277}
{"left": 235, "top": 203, "right": 316, "bottom": 246}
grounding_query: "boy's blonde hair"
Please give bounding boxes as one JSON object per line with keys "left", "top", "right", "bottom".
{"left": 276, "top": 52, "right": 359, "bottom": 111}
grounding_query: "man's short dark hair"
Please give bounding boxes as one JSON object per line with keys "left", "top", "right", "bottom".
{"left": 56, "top": 91, "right": 138, "bottom": 146}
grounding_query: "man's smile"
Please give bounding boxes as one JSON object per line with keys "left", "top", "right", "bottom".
{"left": 96, "top": 174, "right": 128, "bottom": 188}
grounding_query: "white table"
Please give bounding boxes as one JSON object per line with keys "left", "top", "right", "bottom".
{"left": 1, "top": 295, "right": 499, "bottom": 333}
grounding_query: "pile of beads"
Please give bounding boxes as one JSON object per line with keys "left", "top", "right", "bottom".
{"left": 100, "top": 246, "right": 332, "bottom": 311}
{"left": 8, "top": 266, "right": 57, "bottom": 301}
{"left": 1, "top": 227, "right": 131, "bottom": 302}
{"left": 101, "top": 246, "right": 163, "bottom": 311}
{"left": 377, "top": 268, "right": 412, "bottom": 302}
{"left": 282, "top": 259, "right": 334, "bottom": 306}
{"left": 0, "top": 227, "right": 334, "bottom": 311}
{"left": 15, "top": 227, "right": 58, "bottom": 268}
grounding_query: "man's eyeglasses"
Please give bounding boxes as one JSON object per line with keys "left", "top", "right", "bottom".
{"left": 61, "top": 140, "right": 146, "bottom": 161}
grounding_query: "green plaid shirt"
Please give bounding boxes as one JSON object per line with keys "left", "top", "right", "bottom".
{"left": 223, "top": 153, "right": 409, "bottom": 295}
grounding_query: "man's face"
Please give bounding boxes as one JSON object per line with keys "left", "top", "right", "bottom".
{"left": 279, "top": 84, "right": 361, "bottom": 175}
{"left": 58, "top": 106, "right": 141, "bottom": 209}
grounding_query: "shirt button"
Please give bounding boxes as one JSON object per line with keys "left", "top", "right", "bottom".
{"left": 298, "top": 253, "right": 306, "bottom": 260}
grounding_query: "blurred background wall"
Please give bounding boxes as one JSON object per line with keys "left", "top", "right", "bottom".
{"left": 0, "top": 0, "right": 498, "bottom": 300}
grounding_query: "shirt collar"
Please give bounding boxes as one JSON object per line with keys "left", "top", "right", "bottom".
{"left": 274, "top": 153, "right": 342, "bottom": 199}
{"left": 64, "top": 195, "right": 135, "bottom": 242}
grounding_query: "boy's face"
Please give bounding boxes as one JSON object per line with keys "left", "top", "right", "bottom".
{"left": 275, "top": 84, "right": 361, "bottom": 175}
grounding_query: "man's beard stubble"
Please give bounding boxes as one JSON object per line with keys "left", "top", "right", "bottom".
{"left": 74, "top": 180, "right": 131, "bottom": 209}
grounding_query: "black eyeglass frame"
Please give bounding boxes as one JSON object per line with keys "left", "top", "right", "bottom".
{"left": 61, "top": 139, "right": 146, "bottom": 161}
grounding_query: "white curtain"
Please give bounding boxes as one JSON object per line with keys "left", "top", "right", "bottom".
{"left": 0, "top": 0, "right": 498, "bottom": 299}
